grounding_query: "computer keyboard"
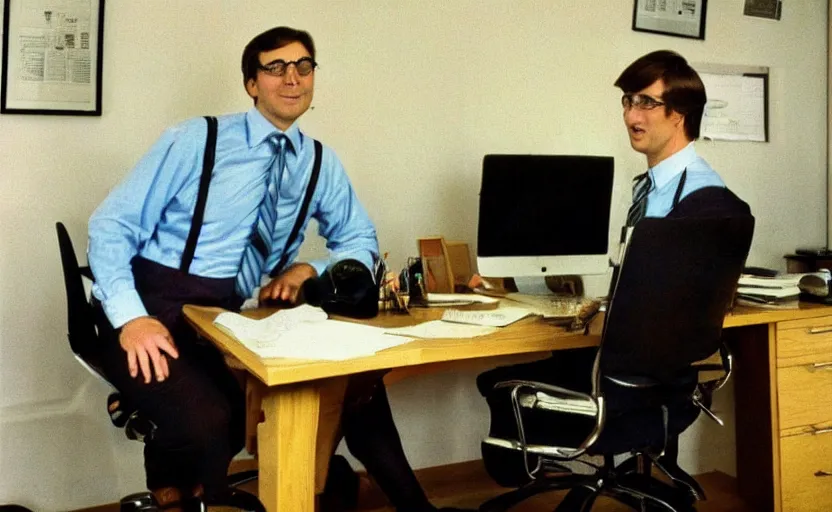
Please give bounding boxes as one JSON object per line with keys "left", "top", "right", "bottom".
{"left": 504, "top": 293, "right": 597, "bottom": 319}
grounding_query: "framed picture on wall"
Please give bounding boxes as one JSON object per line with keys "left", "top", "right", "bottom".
{"left": 1, "top": 0, "right": 105, "bottom": 115}
{"left": 632, "top": 0, "right": 708, "bottom": 40}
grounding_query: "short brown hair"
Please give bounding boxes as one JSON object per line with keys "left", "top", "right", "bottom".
{"left": 241, "top": 26, "right": 316, "bottom": 86}
{"left": 614, "top": 50, "right": 706, "bottom": 140}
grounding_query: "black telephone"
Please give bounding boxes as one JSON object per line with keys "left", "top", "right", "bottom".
{"left": 300, "top": 259, "right": 380, "bottom": 318}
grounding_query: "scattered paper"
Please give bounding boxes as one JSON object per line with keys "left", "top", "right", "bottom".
{"left": 385, "top": 320, "right": 498, "bottom": 339}
{"left": 441, "top": 306, "right": 532, "bottom": 327}
{"left": 214, "top": 305, "right": 414, "bottom": 360}
{"left": 426, "top": 293, "right": 499, "bottom": 304}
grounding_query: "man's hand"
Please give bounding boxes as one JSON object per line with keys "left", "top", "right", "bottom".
{"left": 259, "top": 263, "right": 317, "bottom": 304}
{"left": 119, "top": 316, "right": 179, "bottom": 384}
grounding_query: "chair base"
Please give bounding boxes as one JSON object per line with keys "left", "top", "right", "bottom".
{"left": 478, "top": 454, "right": 700, "bottom": 512}
{"left": 119, "top": 472, "right": 264, "bottom": 512}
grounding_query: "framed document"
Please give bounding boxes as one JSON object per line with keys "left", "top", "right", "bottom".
{"left": 695, "top": 63, "right": 770, "bottom": 142}
{"left": 1, "top": 0, "right": 105, "bottom": 115}
{"left": 632, "top": 0, "right": 708, "bottom": 40}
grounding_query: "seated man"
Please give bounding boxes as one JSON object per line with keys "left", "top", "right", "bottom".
{"left": 89, "top": 25, "right": 467, "bottom": 512}
{"left": 478, "top": 49, "right": 750, "bottom": 426}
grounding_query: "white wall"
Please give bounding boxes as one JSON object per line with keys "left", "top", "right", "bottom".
{"left": 0, "top": 1, "right": 826, "bottom": 509}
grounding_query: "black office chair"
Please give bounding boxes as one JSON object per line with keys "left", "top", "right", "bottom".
{"left": 56, "top": 222, "right": 264, "bottom": 512}
{"left": 478, "top": 215, "right": 754, "bottom": 512}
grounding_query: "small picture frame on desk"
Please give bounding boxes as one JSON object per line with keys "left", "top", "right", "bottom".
{"left": 1, "top": 0, "right": 105, "bottom": 115}
{"left": 631, "top": 0, "right": 708, "bottom": 40}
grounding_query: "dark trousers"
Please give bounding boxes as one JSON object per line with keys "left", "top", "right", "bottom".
{"left": 94, "top": 257, "right": 246, "bottom": 497}
{"left": 95, "top": 258, "right": 431, "bottom": 509}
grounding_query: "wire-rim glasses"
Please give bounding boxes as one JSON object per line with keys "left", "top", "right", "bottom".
{"left": 621, "top": 93, "right": 666, "bottom": 111}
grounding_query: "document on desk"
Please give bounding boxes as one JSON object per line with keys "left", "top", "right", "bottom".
{"left": 214, "top": 305, "right": 414, "bottom": 360}
{"left": 385, "top": 320, "right": 498, "bottom": 339}
{"left": 441, "top": 306, "right": 532, "bottom": 327}
{"left": 424, "top": 293, "right": 500, "bottom": 306}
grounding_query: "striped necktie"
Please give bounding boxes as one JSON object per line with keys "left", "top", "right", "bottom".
{"left": 626, "top": 171, "right": 652, "bottom": 227}
{"left": 235, "top": 134, "right": 287, "bottom": 298}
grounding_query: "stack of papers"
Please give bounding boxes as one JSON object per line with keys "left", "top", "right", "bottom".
{"left": 214, "top": 305, "right": 414, "bottom": 360}
{"left": 736, "top": 274, "right": 801, "bottom": 302}
{"left": 736, "top": 270, "right": 832, "bottom": 308}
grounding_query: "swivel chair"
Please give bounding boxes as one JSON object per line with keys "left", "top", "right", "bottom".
{"left": 56, "top": 222, "right": 264, "bottom": 512}
{"left": 478, "top": 215, "right": 754, "bottom": 512}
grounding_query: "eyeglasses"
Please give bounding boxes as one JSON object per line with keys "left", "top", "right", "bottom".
{"left": 258, "top": 57, "right": 317, "bottom": 77}
{"left": 621, "top": 93, "right": 666, "bottom": 111}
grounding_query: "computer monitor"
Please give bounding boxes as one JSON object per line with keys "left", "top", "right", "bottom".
{"left": 476, "top": 154, "right": 614, "bottom": 278}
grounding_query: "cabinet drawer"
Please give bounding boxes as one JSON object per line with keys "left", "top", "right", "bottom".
{"left": 780, "top": 432, "right": 832, "bottom": 512}
{"left": 777, "top": 316, "right": 832, "bottom": 365}
{"left": 778, "top": 364, "right": 832, "bottom": 430}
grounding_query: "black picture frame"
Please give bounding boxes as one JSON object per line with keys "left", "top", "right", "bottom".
{"left": 632, "top": 0, "right": 708, "bottom": 40}
{"left": 1, "top": 0, "right": 105, "bottom": 115}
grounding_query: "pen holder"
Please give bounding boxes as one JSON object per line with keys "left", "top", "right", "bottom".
{"left": 378, "top": 269, "right": 409, "bottom": 313}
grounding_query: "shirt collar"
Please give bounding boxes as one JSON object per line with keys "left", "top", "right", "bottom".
{"left": 648, "top": 142, "right": 697, "bottom": 190}
{"left": 245, "top": 107, "right": 304, "bottom": 154}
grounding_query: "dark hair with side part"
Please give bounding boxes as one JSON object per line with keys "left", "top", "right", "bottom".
{"left": 614, "top": 50, "right": 706, "bottom": 140}
{"left": 241, "top": 26, "right": 316, "bottom": 87}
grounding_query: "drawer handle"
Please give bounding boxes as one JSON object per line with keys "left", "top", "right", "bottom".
{"left": 815, "top": 471, "right": 832, "bottom": 477}
{"left": 809, "top": 326, "right": 832, "bottom": 335}
{"left": 811, "top": 426, "right": 832, "bottom": 435}
{"left": 808, "top": 362, "right": 832, "bottom": 372}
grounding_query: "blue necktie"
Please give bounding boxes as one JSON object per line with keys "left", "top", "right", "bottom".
{"left": 235, "top": 135, "right": 287, "bottom": 298}
{"left": 626, "top": 171, "right": 652, "bottom": 227}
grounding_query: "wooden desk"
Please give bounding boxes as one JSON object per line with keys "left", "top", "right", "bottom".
{"left": 183, "top": 303, "right": 832, "bottom": 512}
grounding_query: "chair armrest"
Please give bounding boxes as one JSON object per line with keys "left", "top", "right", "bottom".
{"left": 488, "top": 379, "right": 606, "bottom": 463}
{"left": 696, "top": 342, "right": 733, "bottom": 395}
{"left": 494, "top": 379, "right": 598, "bottom": 417}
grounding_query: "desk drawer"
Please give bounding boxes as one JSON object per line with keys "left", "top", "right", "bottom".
{"left": 778, "top": 364, "right": 832, "bottom": 430}
{"left": 780, "top": 432, "right": 832, "bottom": 512}
{"left": 777, "top": 316, "right": 832, "bottom": 366}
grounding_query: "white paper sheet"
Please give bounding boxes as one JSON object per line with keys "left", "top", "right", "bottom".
{"left": 385, "top": 320, "right": 498, "bottom": 339}
{"left": 700, "top": 73, "right": 766, "bottom": 142}
{"left": 214, "top": 305, "right": 415, "bottom": 360}
{"left": 426, "top": 293, "right": 499, "bottom": 304}
{"left": 441, "top": 306, "right": 532, "bottom": 327}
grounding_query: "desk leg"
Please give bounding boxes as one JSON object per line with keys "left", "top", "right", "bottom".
{"left": 730, "top": 323, "right": 781, "bottom": 512}
{"left": 258, "top": 382, "right": 321, "bottom": 512}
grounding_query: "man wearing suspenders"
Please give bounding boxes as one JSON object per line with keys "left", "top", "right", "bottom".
{"left": 89, "top": 27, "right": 464, "bottom": 512}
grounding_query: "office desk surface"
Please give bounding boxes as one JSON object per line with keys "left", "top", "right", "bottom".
{"left": 182, "top": 305, "right": 598, "bottom": 387}
{"left": 182, "top": 302, "right": 832, "bottom": 512}
{"left": 183, "top": 302, "right": 832, "bottom": 387}
{"left": 722, "top": 302, "right": 832, "bottom": 328}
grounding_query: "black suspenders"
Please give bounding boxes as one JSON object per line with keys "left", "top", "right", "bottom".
{"left": 271, "top": 139, "right": 323, "bottom": 277}
{"left": 180, "top": 116, "right": 323, "bottom": 275}
{"left": 180, "top": 116, "right": 218, "bottom": 273}
{"left": 672, "top": 168, "right": 688, "bottom": 210}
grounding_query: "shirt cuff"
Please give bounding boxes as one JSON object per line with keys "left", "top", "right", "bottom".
{"left": 102, "top": 290, "right": 149, "bottom": 329}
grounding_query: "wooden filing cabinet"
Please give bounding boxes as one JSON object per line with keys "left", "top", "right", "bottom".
{"left": 775, "top": 315, "right": 832, "bottom": 512}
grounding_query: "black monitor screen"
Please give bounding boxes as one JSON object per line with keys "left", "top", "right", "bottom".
{"left": 478, "top": 154, "right": 614, "bottom": 257}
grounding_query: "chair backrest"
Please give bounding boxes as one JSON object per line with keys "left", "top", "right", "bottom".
{"left": 55, "top": 222, "right": 100, "bottom": 362}
{"left": 598, "top": 216, "right": 754, "bottom": 384}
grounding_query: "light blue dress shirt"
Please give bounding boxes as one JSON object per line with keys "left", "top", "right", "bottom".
{"left": 89, "top": 108, "right": 379, "bottom": 328}
{"left": 645, "top": 142, "right": 725, "bottom": 218}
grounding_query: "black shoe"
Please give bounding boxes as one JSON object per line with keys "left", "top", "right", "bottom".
{"left": 321, "top": 455, "right": 360, "bottom": 511}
